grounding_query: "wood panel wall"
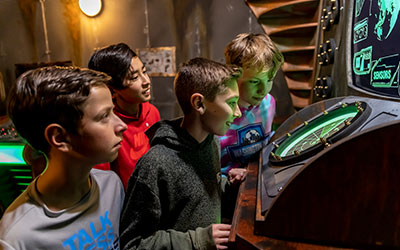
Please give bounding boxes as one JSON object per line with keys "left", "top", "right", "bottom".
{"left": 246, "top": 0, "right": 321, "bottom": 109}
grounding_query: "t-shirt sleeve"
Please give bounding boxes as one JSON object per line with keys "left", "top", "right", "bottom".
{"left": 0, "top": 240, "right": 17, "bottom": 250}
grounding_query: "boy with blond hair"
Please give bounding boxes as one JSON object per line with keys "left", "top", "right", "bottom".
{"left": 120, "top": 57, "right": 246, "bottom": 250}
{"left": 0, "top": 66, "right": 127, "bottom": 249}
{"left": 220, "top": 33, "right": 284, "bottom": 176}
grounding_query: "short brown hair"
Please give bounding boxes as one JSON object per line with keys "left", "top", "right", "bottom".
{"left": 225, "top": 33, "right": 284, "bottom": 73}
{"left": 174, "top": 57, "right": 241, "bottom": 114}
{"left": 7, "top": 66, "right": 111, "bottom": 154}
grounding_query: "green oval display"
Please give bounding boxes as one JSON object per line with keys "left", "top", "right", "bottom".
{"left": 275, "top": 104, "right": 359, "bottom": 158}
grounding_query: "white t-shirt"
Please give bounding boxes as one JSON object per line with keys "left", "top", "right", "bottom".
{"left": 0, "top": 169, "right": 124, "bottom": 250}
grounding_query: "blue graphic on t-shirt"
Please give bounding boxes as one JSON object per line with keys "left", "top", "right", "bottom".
{"left": 227, "top": 123, "right": 272, "bottom": 164}
{"left": 62, "top": 211, "right": 119, "bottom": 250}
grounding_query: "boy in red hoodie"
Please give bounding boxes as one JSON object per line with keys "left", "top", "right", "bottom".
{"left": 89, "top": 43, "right": 161, "bottom": 188}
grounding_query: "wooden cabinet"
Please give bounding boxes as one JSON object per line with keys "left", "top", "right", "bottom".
{"left": 246, "top": 0, "right": 320, "bottom": 109}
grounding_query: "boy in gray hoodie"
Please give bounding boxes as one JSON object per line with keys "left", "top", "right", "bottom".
{"left": 120, "top": 57, "right": 246, "bottom": 250}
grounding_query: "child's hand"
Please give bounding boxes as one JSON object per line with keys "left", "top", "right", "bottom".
{"left": 212, "top": 224, "right": 231, "bottom": 249}
{"left": 228, "top": 168, "right": 247, "bottom": 185}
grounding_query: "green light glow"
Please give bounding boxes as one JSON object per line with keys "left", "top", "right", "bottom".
{"left": 275, "top": 105, "right": 359, "bottom": 157}
{"left": 353, "top": 46, "right": 372, "bottom": 75}
{"left": 13, "top": 176, "right": 32, "bottom": 179}
{"left": 370, "top": 54, "right": 399, "bottom": 87}
{"left": 9, "top": 168, "right": 31, "bottom": 172}
{"left": 374, "top": 0, "right": 400, "bottom": 41}
{"left": 16, "top": 183, "right": 30, "bottom": 186}
{"left": 0, "top": 143, "right": 27, "bottom": 165}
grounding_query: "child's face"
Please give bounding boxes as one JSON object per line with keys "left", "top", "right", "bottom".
{"left": 237, "top": 68, "right": 277, "bottom": 107}
{"left": 71, "top": 86, "right": 127, "bottom": 165}
{"left": 202, "top": 79, "right": 241, "bottom": 136}
{"left": 114, "top": 57, "right": 151, "bottom": 104}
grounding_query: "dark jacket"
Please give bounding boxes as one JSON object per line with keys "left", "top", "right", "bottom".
{"left": 120, "top": 118, "right": 228, "bottom": 250}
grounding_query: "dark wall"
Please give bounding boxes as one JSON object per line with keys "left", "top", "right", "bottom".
{"left": 148, "top": 0, "right": 264, "bottom": 118}
{"left": 0, "top": 0, "right": 263, "bottom": 119}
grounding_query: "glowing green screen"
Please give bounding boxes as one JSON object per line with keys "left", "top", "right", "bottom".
{"left": 0, "top": 143, "right": 26, "bottom": 165}
{"left": 352, "top": 0, "right": 400, "bottom": 97}
{"left": 275, "top": 105, "right": 359, "bottom": 157}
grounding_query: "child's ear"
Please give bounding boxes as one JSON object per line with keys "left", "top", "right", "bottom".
{"left": 190, "top": 93, "right": 206, "bottom": 114}
{"left": 44, "top": 124, "right": 71, "bottom": 152}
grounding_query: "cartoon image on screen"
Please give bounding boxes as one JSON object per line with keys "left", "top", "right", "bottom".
{"left": 352, "top": 0, "right": 400, "bottom": 97}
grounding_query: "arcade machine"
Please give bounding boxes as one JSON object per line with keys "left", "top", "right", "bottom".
{"left": 0, "top": 102, "right": 31, "bottom": 217}
{"left": 0, "top": 61, "right": 71, "bottom": 217}
{"left": 0, "top": 70, "right": 32, "bottom": 217}
{"left": 230, "top": 0, "right": 400, "bottom": 248}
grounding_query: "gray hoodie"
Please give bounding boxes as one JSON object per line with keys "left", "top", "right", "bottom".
{"left": 120, "top": 118, "right": 229, "bottom": 250}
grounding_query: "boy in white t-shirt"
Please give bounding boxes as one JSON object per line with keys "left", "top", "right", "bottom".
{"left": 0, "top": 66, "right": 127, "bottom": 249}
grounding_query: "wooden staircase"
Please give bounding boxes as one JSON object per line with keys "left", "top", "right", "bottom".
{"left": 246, "top": 0, "right": 320, "bottom": 109}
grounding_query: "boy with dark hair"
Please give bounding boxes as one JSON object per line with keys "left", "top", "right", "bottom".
{"left": 88, "top": 43, "right": 160, "bottom": 189}
{"left": 0, "top": 66, "right": 127, "bottom": 249}
{"left": 120, "top": 57, "right": 245, "bottom": 250}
